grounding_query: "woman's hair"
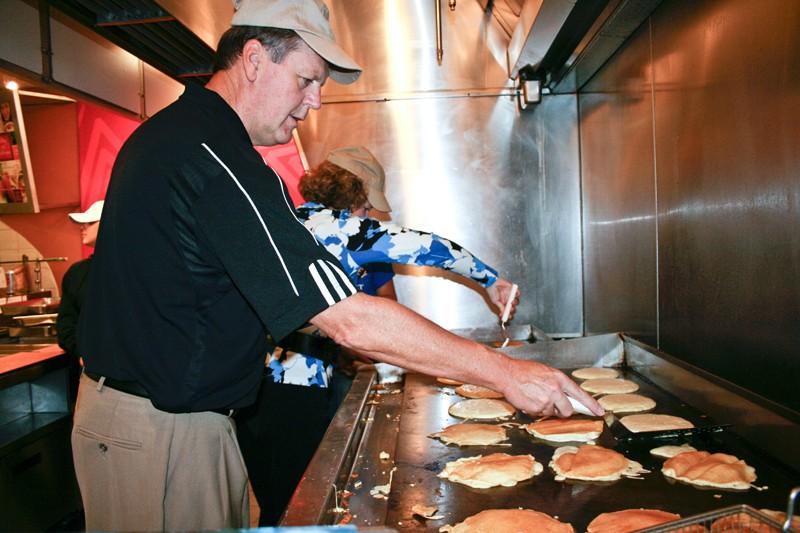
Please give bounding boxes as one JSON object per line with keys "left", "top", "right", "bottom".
{"left": 299, "top": 161, "right": 367, "bottom": 210}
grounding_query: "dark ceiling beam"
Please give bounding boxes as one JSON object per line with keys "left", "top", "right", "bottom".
{"left": 96, "top": 15, "right": 176, "bottom": 27}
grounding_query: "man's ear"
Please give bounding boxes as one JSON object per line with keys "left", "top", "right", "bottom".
{"left": 242, "top": 39, "right": 263, "bottom": 82}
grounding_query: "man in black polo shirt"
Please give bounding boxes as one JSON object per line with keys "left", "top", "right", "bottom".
{"left": 72, "top": 0, "right": 603, "bottom": 531}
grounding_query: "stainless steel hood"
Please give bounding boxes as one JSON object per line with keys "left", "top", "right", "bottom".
{"left": 487, "top": 0, "right": 666, "bottom": 91}
{"left": 47, "top": 0, "right": 665, "bottom": 93}
{"left": 49, "top": 0, "right": 221, "bottom": 85}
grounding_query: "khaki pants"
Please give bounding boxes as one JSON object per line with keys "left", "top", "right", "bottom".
{"left": 71, "top": 374, "right": 249, "bottom": 532}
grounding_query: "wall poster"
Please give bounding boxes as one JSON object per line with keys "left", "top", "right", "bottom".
{"left": 0, "top": 85, "right": 38, "bottom": 213}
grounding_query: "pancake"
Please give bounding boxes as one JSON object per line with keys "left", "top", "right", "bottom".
{"left": 430, "top": 423, "right": 509, "bottom": 446}
{"left": 550, "top": 444, "right": 647, "bottom": 481}
{"left": 571, "top": 367, "right": 620, "bottom": 380}
{"left": 437, "top": 377, "right": 463, "bottom": 386}
{"left": 455, "top": 384, "right": 504, "bottom": 400}
{"left": 620, "top": 414, "right": 694, "bottom": 433}
{"left": 449, "top": 398, "right": 516, "bottom": 420}
{"left": 438, "top": 453, "right": 543, "bottom": 488}
{"left": 440, "top": 508, "right": 574, "bottom": 533}
{"left": 580, "top": 378, "right": 639, "bottom": 394}
{"left": 710, "top": 510, "right": 788, "bottom": 532}
{"left": 662, "top": 451, "right": 756, "bottom": 490}
{"left": 650, "top": 444, "right": 698, "bottom": 458}
{"left": 598, "top": 393, "right": 656, "bottom": 413}
{"left": 587, "top": 509, "right": 681, "bottom": 533}
{"left": 758, "top": 509, "right": 800, "bottom": 530}
{"left": 524, "top": 418, "right": 604, "bottom": 443}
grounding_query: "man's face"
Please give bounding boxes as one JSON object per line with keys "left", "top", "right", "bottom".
{"left": 247, "top": 40, "right": 327, "bottom": 146}
{"left": 80, "top": 221, "right": 100, "bottom": 247}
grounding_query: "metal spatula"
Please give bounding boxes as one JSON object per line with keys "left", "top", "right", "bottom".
{"left": 499, "top": 283, "right": 519, "bottom": 348}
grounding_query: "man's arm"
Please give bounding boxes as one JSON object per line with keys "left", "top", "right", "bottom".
{"left": 310, "top": 293, "right": 603, "bottom": 417}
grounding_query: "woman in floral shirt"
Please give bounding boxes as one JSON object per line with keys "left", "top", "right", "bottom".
{"left": 236, "top": 146, "right": 519, "bottom": 525}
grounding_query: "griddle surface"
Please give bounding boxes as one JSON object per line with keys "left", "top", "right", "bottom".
{"left": 343, "top": 370, "right": 798, "bottom": 532}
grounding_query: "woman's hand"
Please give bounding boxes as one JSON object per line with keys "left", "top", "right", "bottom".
{"left": 487, "top": 278, "right": 521, "bottom": 319}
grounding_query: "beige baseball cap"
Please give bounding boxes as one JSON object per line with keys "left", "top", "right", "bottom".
{"left": 231, "top": 0, "right": 362, "bottom": 84}
{"left": 326, "top": 146, "right": 391, "bottom": 213}
{"left": 68, "top": 200, "right": 104, "bottom": 224}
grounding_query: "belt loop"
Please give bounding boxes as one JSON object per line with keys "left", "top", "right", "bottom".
{"left": 96, "top": 376, "right": 106, "bottom": 392}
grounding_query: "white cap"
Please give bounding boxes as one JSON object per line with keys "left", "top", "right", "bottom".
{"left": 68, "top": 200, "right": 104, "bottom": 224}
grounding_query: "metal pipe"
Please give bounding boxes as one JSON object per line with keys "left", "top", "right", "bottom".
{"left": 38, "top": 0, "right": 53, "bottom": 83}
{"left": 435, "top": 0, "right": 443, "bottom": 65}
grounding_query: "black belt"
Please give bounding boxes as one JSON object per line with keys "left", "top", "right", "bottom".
{"left": 84, "top": 371, "right": 235, "bottom": 417}
{"left": 279, "top": 331, "right": 340, "bottom": 364}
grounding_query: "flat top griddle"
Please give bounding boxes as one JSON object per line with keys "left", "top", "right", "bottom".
{"left": 339, "top": 369, "right": 798, "bottom": 532}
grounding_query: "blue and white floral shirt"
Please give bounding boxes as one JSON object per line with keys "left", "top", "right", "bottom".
{"left": 267, "top": 202, "right": 499, "bottom": 387}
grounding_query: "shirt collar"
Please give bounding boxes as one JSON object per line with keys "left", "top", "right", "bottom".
{"left": 181, "top": 84, "right": 252, "bottom": 145}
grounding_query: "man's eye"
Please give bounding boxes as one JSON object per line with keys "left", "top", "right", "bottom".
{"left": 300, "top": 77, "right": 312, "bottom": 88}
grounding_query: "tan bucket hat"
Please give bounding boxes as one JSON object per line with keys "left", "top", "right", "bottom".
{"left": 326, "top": 146, "right": 392, "bottom": 213}
{"left": 231, "top": 0, "right": 362, "bottom": 84}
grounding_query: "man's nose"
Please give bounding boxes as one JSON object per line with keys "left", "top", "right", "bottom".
{"left": 305, "top": 84, "right": 322, "bottom": 110}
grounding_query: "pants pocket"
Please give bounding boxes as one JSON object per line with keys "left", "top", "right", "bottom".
{"left": 74, "top": 425, "right": 143, "bottom": 451}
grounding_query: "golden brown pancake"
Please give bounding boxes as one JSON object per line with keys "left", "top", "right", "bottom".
{"left": 437, "top": 377, "right": 463, "bottom": 386}
{"left": 580, "top": 378, "right": 639, "bottom": 394}
{"left": 586, "top": 509, "right": 681, "bottom": 533}
{"left": 759, "top": 509, "right": 800, "bottom": 530}
{"left": 620, "top": 414, "right": 694, "bottom": 433}
{"left": 429, "top": 423, "right": 508, "bottom": 446}
{"left": 662, "top": 451, "right": 756, "bottom": 490}
{"left": 571, "top": 367, "right": 620, "bottom": 380}
{"left": 550, "top": 445, "right": 647, "bottom": 481}
{"left": 650, "top": 444, "right": 697, "bottom": 458}
{"left": 598, "top": 393, "right": 656, "bottom": 413}
{"left": 438, "top": 453, "right": 543, "bottom": 488}
{"left": 710, "top": 511, "right": 787, "bottom": 532}
{"left": 524, "top": 418, "right": 604, "bottom": 443}
{"left": 455, "top": 384, "right": 504, "bottom": 399}
{"left": 449, "top": 398, "right": 516, "bottom": 420}
{"left": 440, "top": 508, "right": 574, "bottom": 533}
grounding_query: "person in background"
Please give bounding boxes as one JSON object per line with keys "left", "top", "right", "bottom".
{"left": 236, "top": 145, "right": 520, "bottom": 525}
{"left": 71, "top": 0, "right": 602, "bottom": 531}
{"left": 56, "top": 200, "right": 104, "bottom": 405}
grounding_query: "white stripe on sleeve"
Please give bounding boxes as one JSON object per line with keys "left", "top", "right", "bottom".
{"left": 324, "top": 260, "right": 357, "bottom": 294}
{"left": 316, "top": 259, "right": 348, "bottom": 300}
{"left": 202, "top": 143, "right": 299, "bottom": 296}
{"left": 308, "top": 263, "right": 335, "bottom": 305}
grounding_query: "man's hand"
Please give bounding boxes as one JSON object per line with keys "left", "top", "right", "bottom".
{"left": 497, "top": 358, "right": 604, "bottom": 417}
{"left": 487, "top": 278, "right": 520, "bottom": 319}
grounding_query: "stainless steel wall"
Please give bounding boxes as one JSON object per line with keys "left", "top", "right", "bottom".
{"left": 299, "top": 0, "right": 584, "bottom": 333}
{"left": 580, "top": 0, "right": 800, "bottom": 411}
{"left": 580, "top": 20, "right": 658, "bottom": 345}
